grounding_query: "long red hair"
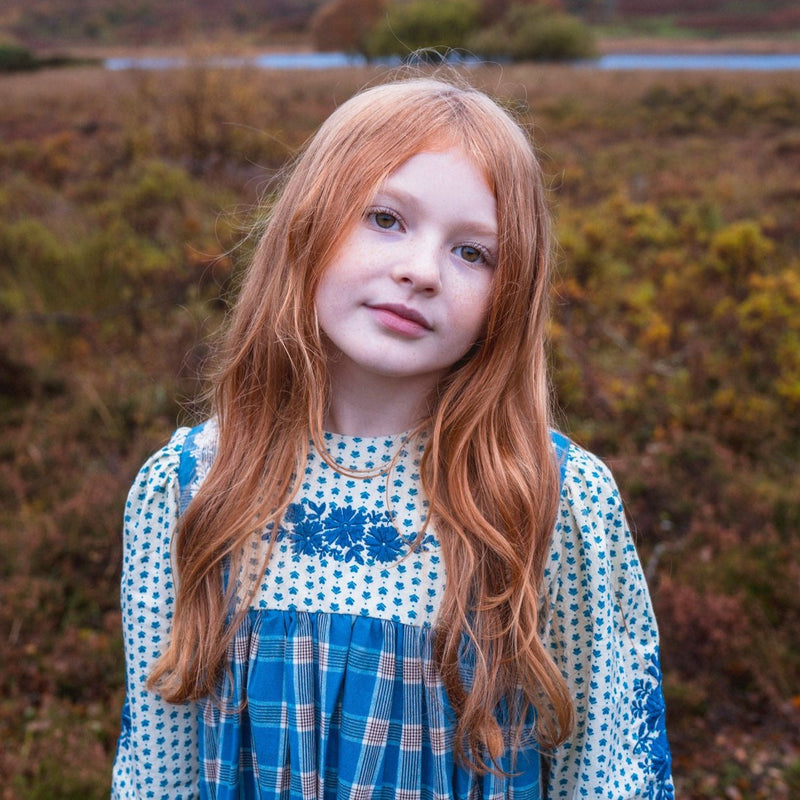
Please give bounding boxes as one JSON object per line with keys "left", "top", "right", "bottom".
{"left": 149, "top": 76, "right": 573, "bottom": 768}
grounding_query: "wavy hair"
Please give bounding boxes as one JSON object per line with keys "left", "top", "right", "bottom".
{"left": 148, "top": 76, "right": 573, "bottom": 769}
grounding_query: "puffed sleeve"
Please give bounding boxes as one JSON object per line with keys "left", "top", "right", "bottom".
{"left": 112, "top": 427, "right": 200, "bottom": 799}
{"left": 541, "top": 441, "right": 674, "bottom": 799}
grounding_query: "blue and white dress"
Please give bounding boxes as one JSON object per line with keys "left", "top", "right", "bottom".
{"left": 112, "top": 421, "right": 673, "bottom": 799}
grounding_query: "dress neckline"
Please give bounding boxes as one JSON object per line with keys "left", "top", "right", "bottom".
{"left": 315, "top": 429, "right": 424, "bottom": 474}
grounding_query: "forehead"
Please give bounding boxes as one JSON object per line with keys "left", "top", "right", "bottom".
{"left": 374, "top": 147, "right": 497, "bottom": 231}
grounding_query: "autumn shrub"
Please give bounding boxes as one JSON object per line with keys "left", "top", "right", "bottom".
{"left": 478, "top": 0, "right": 552, "bottom": 24}
{"left": 467, "top": 3, "right": 596, "bottom": 61}
{"left": 655, "top": 506, "right": 800, "bottom": 710}
{"left": 1, "top": 63, "right": 799, "bottom": 798}
{"left": 552, "top": 183, "right": 800, "bottom": 461}
{"left": 364, "top": 0, "right": 480, "bottom": 57}
{"left": 545, "top": 100, "right": 800, "bottom": 751}
{"left": 640, "top": 82, "right": 800, "bottom": 135}
{"left": 115, "top": 159, "right": 194, "bottom": 239}
{"left": 0, "top": 218, "right": 74, "bottom": 313}
{"left": 6, "top": 698, "right": 117, "bottom": 800}
{"left": 0, "top": 205, "right": 168, "bottom": 318}
{"left": 656, "top": 577, "right": 749, "bottom": 682}
{"left": 0, "top": 43, "right": 37, "bottom": 72}
{"left": 522, "top": 15, "right": 596, "bottom": 60}
{"left": 123, "top": 66, "right": 314, "bottom": 178}
{"left": 310, "top": 0, "right": 387, "bottom": 53}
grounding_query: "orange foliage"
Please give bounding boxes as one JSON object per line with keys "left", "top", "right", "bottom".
{"left": 310, "top": 0, "right": 387, "bottom": 53}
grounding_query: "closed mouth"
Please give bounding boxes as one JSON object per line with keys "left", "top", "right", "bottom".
{"left": 369, "top": 303, "right": 432, "bottom": 330}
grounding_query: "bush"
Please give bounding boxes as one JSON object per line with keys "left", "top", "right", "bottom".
{"left": 0, "top": 43, "right": 38, "bottom": 72}
{"left": 0, "top": 219, "right": 72, "bottom": 313}
{"left": 518, "top": 12, "right": 596, "bottom": 60}
{"left": 364, "top": 0, "right": 480, "bottom": 58}
{"left": 310, "top": 0, "right": 387, "bottom": 53}
{"left": 478, "top": 0, "right": 563, "bottom": 25}
{"left": 468, "top": 4, "right": 596, "bottom": 61}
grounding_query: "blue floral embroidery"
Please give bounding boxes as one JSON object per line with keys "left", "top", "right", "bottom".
{"left": 365, "top": 524, "right": 405, "bottom": 562}
{"left": 289, "top": 518, "right": 325, "bottom": 556}
{"left": 282, "top": 500, "right": 428, "bottom": 564}
{"left": 323, "top": 505, "right": 368, "bottom": 548}
{"left": 632, "top": 648, "right": 674, "bottom": 800}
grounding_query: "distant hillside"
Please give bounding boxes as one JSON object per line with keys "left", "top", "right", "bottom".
{"left": 1, "top": 0, "right": 798, "bottom": 46}
{"left": 0, "top": 0, "right": 326, "bottom": 45}
{"left": 619, "top": 0, "right": 798, "bottom": 33}
{"left": 565, "top": 0, "right": 800, "bottom": 32}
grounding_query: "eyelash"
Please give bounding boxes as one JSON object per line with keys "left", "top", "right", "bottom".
{"left": 365, "top": 206, "right": 495, "bottom": 266}
{"left": 367, "top": 206, "right": 404, "bottom": 231}
{"left": 456, "top": 242, "right": 494, "bottom": 267}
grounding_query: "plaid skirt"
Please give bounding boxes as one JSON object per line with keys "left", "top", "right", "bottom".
{"left": 199, "top": 609, "right": 542, "bottom": 799}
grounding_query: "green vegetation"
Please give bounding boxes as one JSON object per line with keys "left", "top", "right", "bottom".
{"left": 0, "top": 43, "right": 37, "bottom": 71}
{"left": 311, "top": 0, "right": 596, "bottom": 61}
{"left": 2, "top": 0, "right": 799, "bottom": 60}
{"left": 0, "top": 61, "right": 799, "bottom": 798}
{"left": 363, "top": 0, "right": 481, "bottom": 57}
{"left": 467, "top": 4, "right": 596, "bottom": 61}
{"left": 0, "top": 43, "right": 90, "bottom": 72}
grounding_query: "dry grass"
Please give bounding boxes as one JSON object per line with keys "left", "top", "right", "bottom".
{"left": 1, "top": 60, "right": 799, "bottom": 798}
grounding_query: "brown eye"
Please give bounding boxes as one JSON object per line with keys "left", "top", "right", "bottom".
{"left": 455, "top": 244, "right": 485, "bottom": 264}
{"left": 374, "top": 211, "right": 398, "bottom": 229}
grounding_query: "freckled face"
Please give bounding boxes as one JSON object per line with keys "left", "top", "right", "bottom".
{"left": 314, "top": 148, "right": 498, "bottom": 392}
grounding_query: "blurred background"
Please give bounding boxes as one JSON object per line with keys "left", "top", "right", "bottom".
{"left": 1, "top": 1, "right": 798, "bottom": 797}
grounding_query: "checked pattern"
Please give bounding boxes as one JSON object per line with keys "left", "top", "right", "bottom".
{"left": 112, "top": 422, "right": 673, "bottom": 799}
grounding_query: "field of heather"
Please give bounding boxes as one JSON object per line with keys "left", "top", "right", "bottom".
{"left": 1, "top": 55, "right": 799, "bottom": 798}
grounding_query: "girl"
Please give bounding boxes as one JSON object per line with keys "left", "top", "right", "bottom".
{"left": 113, "top": 77, "right": 673, "bottom": 799}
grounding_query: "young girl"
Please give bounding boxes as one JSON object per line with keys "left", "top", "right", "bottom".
{"left": 112, "top": 77, "right": 673, "bottom": 799}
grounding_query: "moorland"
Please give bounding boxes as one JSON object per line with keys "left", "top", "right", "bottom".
{"left": 1, "top": 9, "right": 800, "bottom": 798}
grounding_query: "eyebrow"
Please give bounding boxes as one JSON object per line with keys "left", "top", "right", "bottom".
{"left": 372, "top": 187, "right": 499, "bottom": 239}
{"left": 371, "top": 186, "right": 419, "bottom": 211}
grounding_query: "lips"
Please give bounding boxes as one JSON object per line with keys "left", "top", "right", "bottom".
{"left": 368, "top": 303, "right": 433, "bottom": 331}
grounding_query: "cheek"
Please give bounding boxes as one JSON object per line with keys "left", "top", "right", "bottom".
{"left": 312, "top": 276, "right": 328, "bottom": 316}
{"left": 458, "top": 274, "right": 494, "bottom": 335}
{"left": 313, "top": 270, "right": 341, "bottom": 335}
{"left": 314, "top": 252, "right": 352, "bottom": 305}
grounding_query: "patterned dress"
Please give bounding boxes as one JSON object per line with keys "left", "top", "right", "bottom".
{"left": 112, "top": 421, "right": 673, "bottom": 799}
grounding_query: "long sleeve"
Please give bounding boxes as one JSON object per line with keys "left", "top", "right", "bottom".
{"left": 112, "top": 428, "right": 200, "bottom": 799}
{"left": 541, "top": 442, "right": 674, "bottom": 799}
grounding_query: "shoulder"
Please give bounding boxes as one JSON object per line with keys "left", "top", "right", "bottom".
{"left": 123, "top": 427, "right": 193, "bottom": 545}
{"left": 552, "top": 432, "right": 621, "bottom": 520}
{"left": 553, "top": 433, "right": 619, "bottom": 498}
{"left": 126, "top": 427, "right": 191, "bottom": 503}
{"left": 128, "top": 419, "right": 219, "bottom": 521}
{"left": 545, "top": 435, "right": 632, "bottom": 580}
{"left": 173, "top": 418, "right": 218, "bottom": 512}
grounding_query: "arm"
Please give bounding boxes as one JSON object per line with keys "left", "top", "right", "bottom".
{"left": 541, "top": 442, "right": 674, "bottom": 800}
{"left": 112, "top": 428, "right": 200, "bottom": 799}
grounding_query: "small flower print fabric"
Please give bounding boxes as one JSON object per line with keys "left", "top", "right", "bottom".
{"left": 112, "top": 421, "right": 673, "bottom": 799}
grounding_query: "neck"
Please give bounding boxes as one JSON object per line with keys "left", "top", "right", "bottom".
{"left": 324, "top": 367, "right": 438, "bottom": 437}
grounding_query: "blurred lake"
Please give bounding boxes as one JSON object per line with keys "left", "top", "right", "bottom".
{"left": 105, "top": 51, "right": 800, "bottom": 72}
{"left": 596, "top": 52, "right": 800, "bottom": 70}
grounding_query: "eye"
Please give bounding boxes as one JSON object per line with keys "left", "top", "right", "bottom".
{"left": 368, "top": 208, "right": 402, "bottom": 230}
{"left": 454, "top": 243, "right": 493, "bottom": 266}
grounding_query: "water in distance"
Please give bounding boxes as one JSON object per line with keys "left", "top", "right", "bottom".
{"left": 105, "top": 51, "right": 800, "bottom": 72}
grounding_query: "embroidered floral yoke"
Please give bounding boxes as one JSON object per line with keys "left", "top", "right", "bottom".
{"left": 112, "top": 422, "right": 673, "bottom": 799}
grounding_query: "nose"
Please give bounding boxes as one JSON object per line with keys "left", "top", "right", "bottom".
{"left": 392, "top": 237, "right": 442, "bottom": 295}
